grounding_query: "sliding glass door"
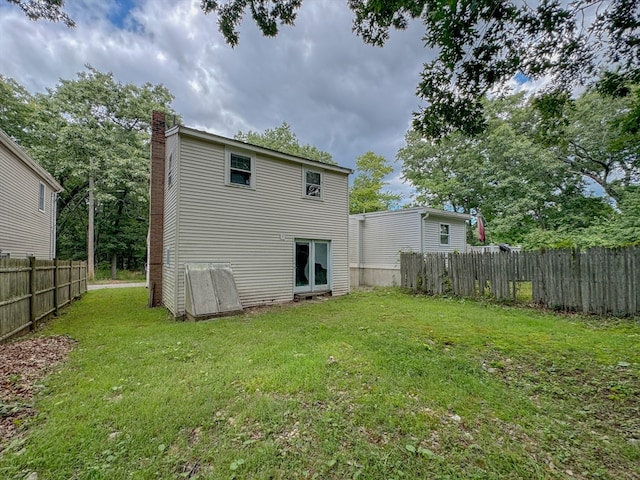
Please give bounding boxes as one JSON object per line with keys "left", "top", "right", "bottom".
{"left": 295, "top": 240, "right": 330, "bottom": 293}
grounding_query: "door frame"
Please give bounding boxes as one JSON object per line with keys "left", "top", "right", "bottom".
{"left": 294, "top": 239, "right": 331, "bottom": 294}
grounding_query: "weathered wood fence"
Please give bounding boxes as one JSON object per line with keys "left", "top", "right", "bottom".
{"left": 0, "top": 257, "right": 87, "bottom": 342}
{"left": 401, "top": 247, "right": 640, "bottom": 316}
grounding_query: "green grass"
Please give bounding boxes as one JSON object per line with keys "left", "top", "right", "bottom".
{"left": 91, "top": 268, "right": 146, "bottom": 283}
{"left": 1, "top": 288, "right": 638, "bottom": 479}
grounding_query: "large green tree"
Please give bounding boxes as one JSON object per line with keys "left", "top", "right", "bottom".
{"left": 202, "top": 0, "right": 640, "bottom": 139}
{"left": 540, "top": 88, "right": 640, "bottom": 203}
{"left": 0, "top": 76, "right": 41, "bottom": 145}
{"left": 349, "top": 151, "right": 401, "bottom": 213}
{"left": 398, "top": 129, "right": 485, "bottom": 213}
{"left": 0, "top": 68, "right": 176, "bottom": 276}
{"left": 398, "top": 93, "right": 618, "bottom": 246}
{"left": 234, "top": 121, "right": 335, "bottom": 164}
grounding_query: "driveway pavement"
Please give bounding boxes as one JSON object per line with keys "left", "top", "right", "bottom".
{"left": 88, "top": 282, "right": 146, "bottom": 291}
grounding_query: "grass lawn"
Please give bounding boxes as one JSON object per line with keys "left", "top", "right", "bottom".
{"left": 90, "top": 268, "right": 146, "bottom": 285}
{"left": 1, "top": 288, "right": 638, "bottom": 479}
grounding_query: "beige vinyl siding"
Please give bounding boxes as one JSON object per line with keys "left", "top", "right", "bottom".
{"left": 348, "top": 208, "right": 469, "bottom": 287}
{"left": 422, "top": 215, "right": 467, "bottom": 254}
{"left": 348, "top": 217, "right": 360, "bottom": 266}
{"left": 162, "top": 134, "right": 180, "bottom": 314}
{"left": 170, "top": 135, "right": 349, "bottom": 315}
{"left": 352, "top": 210, "right": 422, "bottom": 269}
{"left": 0, "top": 144, "right": 56, "bottom": 259}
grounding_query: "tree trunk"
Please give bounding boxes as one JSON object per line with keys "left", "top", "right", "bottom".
{"left": 111, "top": 253, "right": 117, "bottom": 280}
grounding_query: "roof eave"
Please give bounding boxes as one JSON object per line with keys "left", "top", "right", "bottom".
{"left": 0, "top": 129, "right": 63, "bottom": 192}
{"left": 174, "top": 125, "right": 353, "bottom": 175}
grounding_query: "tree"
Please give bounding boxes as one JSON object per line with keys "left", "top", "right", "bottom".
{"left": 541, "top": 88, "right": 640, "bottom": 203}
{"left": 397, "top": 129, "right": 486, "bottom": 214}
{"left": 350, "top": 151, "right": 401, "bottom": 213}
{"left": 0, "top": 69, "right": 176, "bottom": 277}
{"left": 398, "top": 93, "right": 615, "bottom": 246}
{"left": 609, "top": 187, "right": 640, "bottom": 246}
{"left": 44, "top": 68, "right": 175, "bottom": 277}
{"left": 201, "top": 0, "right": 640, "bottom": 139}
{"left": 5, "top": 0, "right": 74, "bottom": 27}
{"left": 234, "top": 121, "right": 335, "bottom": 164}
{"left": 0, "top": 76, "right": 41, "bottom": 145}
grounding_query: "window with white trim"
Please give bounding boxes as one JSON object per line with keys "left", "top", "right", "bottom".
{"left": 440, "top": 224, "right": 450, "bottom": 245}
{"left": 38, "top": 183, "right": 45, "bottom": 212}
{"left": 226, "top": 150, "right": 254, "bottom": 188}
{"left": 304, "top": 169, "right": 322, "bottom": 198}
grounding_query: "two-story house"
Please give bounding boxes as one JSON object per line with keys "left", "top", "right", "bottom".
{"left": 0, "top": 129, "right": 62, "bottom": 260}
{"left": 148, "top": 113, "right": 352, "bottom": 318}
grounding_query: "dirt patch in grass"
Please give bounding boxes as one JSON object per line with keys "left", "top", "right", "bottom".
{"left": 0, "top": 336, "right": 76, "bottom": 449}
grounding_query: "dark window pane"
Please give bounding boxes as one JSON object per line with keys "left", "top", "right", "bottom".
{"left": 314, "top": 242, "right": 328, "bottom": 285}
{"left": 231, "top": 154, "right": 251, "bottom": 171}
{"left": 296, "top": 243, "right": 310, "bottom": 287}
{"left": 230, "top": 170, "right": 251, "bottom": 185}
{"left": 38, "top": 183, "right": 45, "bottom": 211}
{"left": 306, "top": 171, "right": 321, "bottom": 185}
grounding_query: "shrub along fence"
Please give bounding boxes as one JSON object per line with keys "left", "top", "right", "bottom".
{"left": 0, "top": 257, "right": 87, "bottom": 343}
{"left": 401, "top": 247, "right": 640, "bottom": 316}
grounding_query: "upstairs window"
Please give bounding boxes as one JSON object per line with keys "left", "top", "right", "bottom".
{"left": 38, "top": 183, "right": 45, "bottom": 212}
{"left": 440, "top": 224, "right": 450, "bottom": 245}
{"left": 227, "top": 151, "right": 254, "bottom": 188}
{"left": 304, "top": 169, "right": 322, "bottom": 198}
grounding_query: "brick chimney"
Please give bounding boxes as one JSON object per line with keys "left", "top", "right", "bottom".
{"left": 148, "top": 111, "right": 166, "bottom": 307}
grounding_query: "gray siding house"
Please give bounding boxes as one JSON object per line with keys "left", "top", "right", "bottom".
{"left": 148, "top": 113, "right": 352, "bottom": 318}
{"left": 350, "top": 207, "right": 470, "bottom": 287}
{"left": 0, "top": 129, "right": 62, "bottom": 260}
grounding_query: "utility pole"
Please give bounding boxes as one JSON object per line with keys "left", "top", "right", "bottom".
{"left": 88, "top": 160, "right": 95, "bottom": 281}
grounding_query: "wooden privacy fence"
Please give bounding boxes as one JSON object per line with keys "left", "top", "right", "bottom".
{"left": 401, "top": 247, "right": 640, "bottom": 316}
{"left": 0, "top": 257, "right": 87, "bottom": 342}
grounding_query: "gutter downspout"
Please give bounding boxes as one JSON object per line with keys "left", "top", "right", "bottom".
{"left": 358, "top": 216, "right": 365, "bottom": 287}
{"left": 420, "top": 211, "right": 429, "bottom": 254}
{"left": 51, "top": 191, "right": 59, "bottom": 259}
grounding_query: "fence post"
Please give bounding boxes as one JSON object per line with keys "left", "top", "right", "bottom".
{"left": 53, "top": 258, "right": 59, "bottom": 315}
{"left": 29, "top": 256, "right": 37, "bottom": 330}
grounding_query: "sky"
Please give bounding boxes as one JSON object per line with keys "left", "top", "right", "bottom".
{"left": 0, "top": 0, "right": 436, "bottom": 201}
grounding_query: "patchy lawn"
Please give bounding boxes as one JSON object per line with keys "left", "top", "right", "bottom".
{"left": 0, "top": 336, "right": 75, "bottom": 443}
{"left": 0, "top": 288, "right": 638, "bottom": 479}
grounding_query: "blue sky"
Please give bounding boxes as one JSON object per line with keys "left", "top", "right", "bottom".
{"left": 107, "top": 0, "right": 137, "bottom": 29}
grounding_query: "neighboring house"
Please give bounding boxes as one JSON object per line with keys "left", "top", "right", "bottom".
{"left": 148, "top": 112, "right": 352, "bottom": 318}
{"left": 349, "top": 207, "right": 470, "bottom": 287}
{"left": 0, "top": 129, "right": 62, "bottom": 260}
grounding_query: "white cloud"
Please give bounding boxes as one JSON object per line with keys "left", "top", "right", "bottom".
{"left": 386, "top": 173, "right": 414, "bottom": 206}
{"left": 0, "top": 0, "right": 430, "bottom": 172}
